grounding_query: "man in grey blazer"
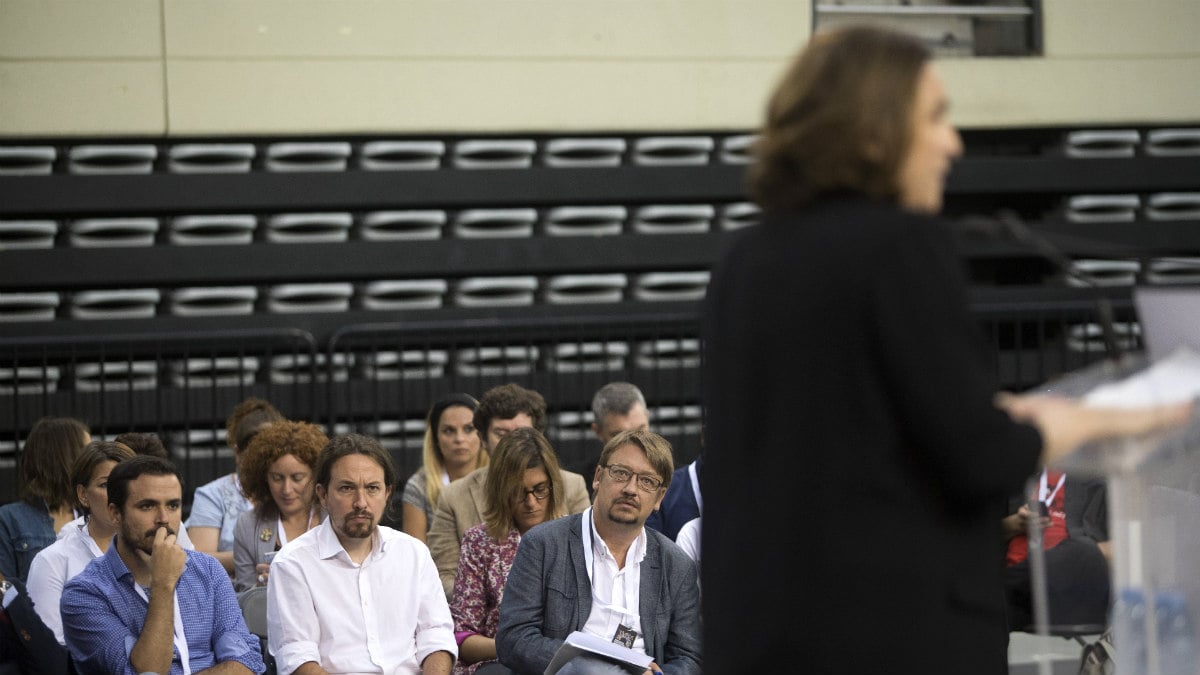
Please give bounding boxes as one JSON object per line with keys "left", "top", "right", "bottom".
{"left": 496, "top": 430, "right": 701, "bottom": 675}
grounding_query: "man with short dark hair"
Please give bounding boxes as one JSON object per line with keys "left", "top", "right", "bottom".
{"left": 267, "top": 434, "right": 456, "bottom": 675}
{"left": 496, "top": 430, "right": 701, "bottom": 675}
{"left": 60, "top": 455, "right": 264, "bottom": 675}
{"left": 427, "top": 384, "right": 591, "bottom": 597}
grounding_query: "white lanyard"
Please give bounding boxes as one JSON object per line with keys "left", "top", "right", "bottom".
{"left": 580, "top": 508, "right": 638, "bottom": 616}
{"left": 1038, "top": 470, "right": 1066, "bottom": 507}
{"left": 688, "top": 461, "right": 702, "bottom": 514}
{"left": 132, "top": 579, "right": 190, "bottom": 675}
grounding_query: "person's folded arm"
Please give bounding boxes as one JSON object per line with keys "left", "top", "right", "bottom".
{"left": 60, "top": 579, "right": 144, "bottom": 675}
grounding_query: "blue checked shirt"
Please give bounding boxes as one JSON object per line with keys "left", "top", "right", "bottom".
{"left": 61, "top": 543, "right": 265, "bottom": 675}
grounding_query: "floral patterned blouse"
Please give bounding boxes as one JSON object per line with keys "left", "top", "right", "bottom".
{"left": 450, "top": 523, "right": 521, "bottom": 675}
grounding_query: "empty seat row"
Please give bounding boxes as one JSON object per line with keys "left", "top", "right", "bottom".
{"left": 0, "top": 135, "right": 758, "bottom": 175}
{"left": 0, "top": 272, "right": 711, "bottom": 321}
{"left": 0, "top": 203, "right": 761, "bottom": 250}
{"left": 1067, "top": 258, "right": 1200, "bottom": 286}
{"left": 1062, "top": 129, "right": 1200, "bottom": 158}
{"left": 1061, "top": 193, "right": 1200, "bottom": 223}
{"left": 0, "top": 339, "right": 701, "bottom": 395}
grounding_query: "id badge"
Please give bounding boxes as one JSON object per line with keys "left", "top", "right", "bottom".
{"left": 612, "top": 623, "right": 637, "bottom": 648}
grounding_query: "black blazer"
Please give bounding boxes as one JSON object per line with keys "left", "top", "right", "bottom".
{"left": 701, "top": 196, "right": 1042, "bottom": 675}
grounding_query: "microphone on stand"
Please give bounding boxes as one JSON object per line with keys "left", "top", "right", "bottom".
{"left": 958, "top": 209, "right": 1127, "bottom": 363}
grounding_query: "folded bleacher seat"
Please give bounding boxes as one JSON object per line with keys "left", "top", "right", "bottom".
{"left": 455, "top": 345, "right": 539, "bottom": 377}
{"left": 168, "top": 357, "right": 259, "bottom": 389}
{"left": 0, "top": 220, "right": 58, "bottom": 249}
{"left": 632, "top": 204, "right": 713, "bottom": 235}
{"left": 1146, "top": 193, "right": 1200, "bottom": 221}
{"left": 69, "top": 217, "right": 159, "bottom": 247}
{"left": 358, "top": 349, "right": 448, "bottom": 380}
{"left": 360, "top": 140, "right": 445, "bottom": 170}
{"left": 1066, "top": 259, "right": 1141, "bottom": 287}
{"left": 0, "top": 365, "right": 60, "bottom": 395}
{"left": 1145, "top": 129, "right": 1200, "bottom": 157}
{"left": 633, "top": 136, "right": 713, "bottom": 166}
{"left": 543, "top": 138, "right": 626, "bottom": 168}
{"left": 544, "top": 274, "right": 627, "bottom": 305}
{"left": 269, "top": 352, "right": 350, "bottom": 385}
{"left": 361, "top": 280, "right": 448, "bottom": 311}
{"left": 71, "top": 289, "right": 160, "bottom": 319}
{"left": 266, "top": 142, "right": 351, "bottom": 172}
{"left": 169, "top": 215, "right": 257, "bottom": 246}
{"left": 549, "top": 410, "right": 595, "bottom": 443}
{"left": 452, "top": 139, "right": 537, "bottom": 169}
{"left": 1145, "top": 258, "right": 1200, "bottom": 285}
{"left": 0, "top": 146, "right": 56, "bottom": 175}
{"left": 1063, "top": 130, "right": 1140, "bottom": 158}
{"left": 455, "top": 277, "right": 538, "bottom": 308}
{"left": 635, "top": 338, "right": 701, "bottom": 370}
{"left": 0, "top": 292, "right": 60, "bottom": 322}
{"left": 266, "top": 213, "right": 353, "bottom": 243}
{"left": 75, "top": 360, "right": 158, "bottom": 392}
{"left": 168, "top": 143, "right": 256, "bottom": 173}
{"left": 545, "top": 341, "right": 628, "bottom": 373}
{"left": 453, "top": 208, "right": 537, "bottom": 239}
{"left": 168, "top": 287, "right": 258, "bottom": 317}
{"left": 648, "top": 404, "right": 703, "bottom": 437}
{"left": 1063, "top": 195, "right": 1140, "bottom": 224}
{"left": 633, "top": 271, "right": 710, "bottom": 302}
{"left": 68, "top": 144, "right": 157, "bottom": 174}
{"left": 267, "top": 283, "right": 353, "bottom": 313}
{"left": 361, "top": 210, "right": 446, "bottom": 240}
{"left": 544, "top": 206, "right": 626, "bottom": 237}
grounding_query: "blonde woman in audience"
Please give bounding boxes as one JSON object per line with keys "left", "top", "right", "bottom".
{"left": 232, "top": 420, "right": 327, "bottom": 592}
{"left": 0, "top": 416, "right": 89, "bottom": 582}
{"left": 451, "top": 427, "right": 565, "bottom": 674}
{"left": 187, "top": 397, "right": 283, "bottom": 574}
{"left": 27, "top": 440, "right": 134, "bottom": 644}
{"left": 401, "top": 393, "right": 488, "bottom": 542}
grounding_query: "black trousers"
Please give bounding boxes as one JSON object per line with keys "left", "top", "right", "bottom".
{"left": 1005, "top": 537, "right": 1111, "bottom": 630}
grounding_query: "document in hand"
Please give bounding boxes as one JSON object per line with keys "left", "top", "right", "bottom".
{"left": 544, "top": 631, "right": 654, "bottom": 675}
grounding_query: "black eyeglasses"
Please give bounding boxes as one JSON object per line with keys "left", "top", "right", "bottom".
{"left": 600, "top": 464, "right": 664, "bottom": 493}
{"left": 516, "top": 483, "right": 551, "bottom": 502}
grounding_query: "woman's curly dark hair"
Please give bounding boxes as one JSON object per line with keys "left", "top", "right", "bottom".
{"left": 238, "top": 420, "right": 327, "bottom": 519}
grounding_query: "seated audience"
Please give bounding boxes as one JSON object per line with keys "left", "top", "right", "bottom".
{"left": 496, "top": 430, "right": 701, "bottom": 675}
{"left": 569, "top": 382, "right": 650, "bottom": 495}
{"left": 451, "top": 427, "right": 567, "bottom": 674}
{"left": 399, "top": 394, "right": 487, "bottom": 542}
{"left": 187, "top": 398, "right": 284, "bottom": 575}
{"left": 232, "top": 420, "right": 327, "bottom": 592}
{"left": 428, "top": 384, "right": 590, "bottom": 598}
{"left": 0, "top": 572, "right": 68, "bottom": 675}
{"left": 0, "top": 417, "right": 89, "bottom": 582}
{"left": 27, "top": 440, "right": 135, "bottom": 644}
{"left": 1002, "top": 469, "right": 1111, "bottom": 630}
{"left": 645, "top": 454, "right": 701, "bottom": 541}
{"left": 61, "top": 455, "right": 264, "bottom": 674}
{"left": 268, "top": 433, "right": 456, "bottom": 675}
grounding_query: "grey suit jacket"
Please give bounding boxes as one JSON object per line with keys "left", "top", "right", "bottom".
{"left": 427, "top": 466, "right": 591, "bottom": 599}
{"left": 231, "top": 509, "right": 325, "bottom": 593}
{"left": 495, "top": 513, "right": 702, "bottom": 675}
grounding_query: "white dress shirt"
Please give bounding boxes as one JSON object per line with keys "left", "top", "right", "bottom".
{"left": 27, "top": 521, "right": 103, "bottom": 644}
{"left": 267, "top": 519, "right": 457, "bottom": 675}
{"left": 581, "top": 507, "right": 648, "bottom": 654}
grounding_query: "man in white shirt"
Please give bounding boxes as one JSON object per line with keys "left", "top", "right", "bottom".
{"left": 496, "top": 430, "right": 701, "bottom": 675}
{"left": 267, "top": 433, "right": 456, "bottom": 675}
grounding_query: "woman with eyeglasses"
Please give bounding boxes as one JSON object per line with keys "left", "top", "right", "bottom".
{"left": 450, "top": 426, "right": 565, "bottom": 674}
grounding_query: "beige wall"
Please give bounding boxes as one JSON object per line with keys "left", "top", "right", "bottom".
{"left": 0, "top": 0, "right": 1196, "bottom": 137}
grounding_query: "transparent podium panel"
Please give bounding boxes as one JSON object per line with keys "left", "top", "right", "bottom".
{"left": 1033, "top": 351, "right": 1200, "bottom": 675}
